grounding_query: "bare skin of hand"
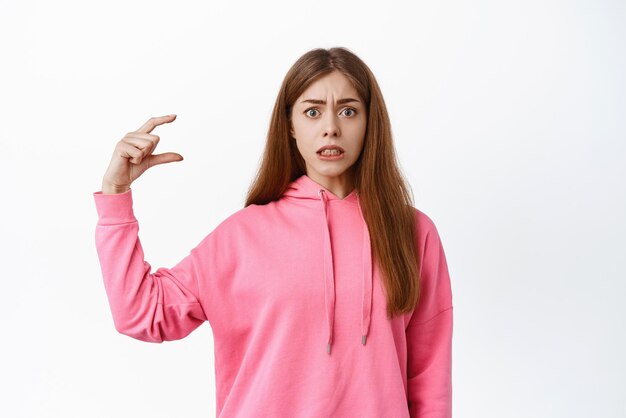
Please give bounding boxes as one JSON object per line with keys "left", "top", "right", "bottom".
{"left": 101, "top": 114, "right": 183, "bottom": 194}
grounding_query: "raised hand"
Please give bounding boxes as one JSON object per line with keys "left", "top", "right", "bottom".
{"left": 101, "top": 114, "right": 183, "bottom": 194}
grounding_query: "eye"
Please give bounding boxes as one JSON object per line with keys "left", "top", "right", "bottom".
{"left": 341, "top": 107, "right": 358, "bottom": 117}
{"left": 305, "top": 108, "right": 320, "bottom": 118}
{"left": 304, "top": 107, "right": 358, "bottom": 118}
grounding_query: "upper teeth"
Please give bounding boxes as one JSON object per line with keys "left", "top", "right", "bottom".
{"left": 321, "top": 149, "right": 342, "bottom": 155}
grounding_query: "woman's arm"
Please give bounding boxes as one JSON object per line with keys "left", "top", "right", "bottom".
{"left": 406, "top": 212, "right": 454, "bottom": 417}
{"left": 93, "top": 188, "right": 208, "bottom": 342}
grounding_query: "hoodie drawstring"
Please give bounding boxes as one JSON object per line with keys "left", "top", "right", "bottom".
{"left": 317, "top": 189, "right": 373, "bottom": 355}
{"left": 317, "top": 189, "right": 336, "bottom": 354}
{"left": 357, "top": 193, "right": 373, "bottom": 348}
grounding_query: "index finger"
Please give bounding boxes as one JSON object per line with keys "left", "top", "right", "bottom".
{"left": 135, "top": 114, "right": 177, "bottom": 134}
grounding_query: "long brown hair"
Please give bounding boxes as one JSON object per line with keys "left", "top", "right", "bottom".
{"left": 244, "top": 47, "right": 421, "bottom": 318}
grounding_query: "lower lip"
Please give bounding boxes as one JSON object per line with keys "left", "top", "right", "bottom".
{"left": 317, "top": 151, "right": 345, "bottom": 161}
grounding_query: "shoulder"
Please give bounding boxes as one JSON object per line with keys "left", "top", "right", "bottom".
{"left": 412, "top": 206, "right": 441, "bottom": 240}
{"left": 410, "top": 206, "right": 448, "bottom": 264}
{"left": 210, "top": 201, "right": 276, "bottom": 235}
{"left": 189, "top": 203, "right": 270, "bottom": 256}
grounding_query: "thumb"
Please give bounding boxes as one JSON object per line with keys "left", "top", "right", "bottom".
{"left": 148, "top": 152, "right": 184, "bottom": 167}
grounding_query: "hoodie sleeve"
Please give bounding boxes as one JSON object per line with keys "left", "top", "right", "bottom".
{"left": 93, "top": 188, "right": 208, "bottom": 343}
{"left": 406, "top": 211, "right": 454, "bottom": 418}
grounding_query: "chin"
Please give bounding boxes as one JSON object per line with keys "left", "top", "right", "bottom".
{"left": 308, "top": 165, "right": 352, "bottom": 178}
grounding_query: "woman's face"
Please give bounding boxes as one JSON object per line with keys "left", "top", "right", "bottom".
{"left": 290, "top": 70, "right": 367, "bottom": 188}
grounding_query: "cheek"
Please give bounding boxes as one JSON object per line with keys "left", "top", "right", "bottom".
{"left": 292, "top": 117, "right": 311, "bottom": 137}
{"left": 296, "top": 126, "right": 318, "bottom": 146}
{"left": 347, "top": 121, "right": 367, "bottom": 143}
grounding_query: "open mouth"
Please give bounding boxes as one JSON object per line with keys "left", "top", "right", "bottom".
{"left": 316, "top": 145, "right": 345, "bottom": 156}
{"left": 317, "top": 148, "right": 345, "bottom": 160}
{"left": 317, "top": 149, "right": 344, "bottom": 156}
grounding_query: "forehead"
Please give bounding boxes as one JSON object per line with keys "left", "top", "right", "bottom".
{"left": 298, "top": 71, "right": 359, "bottom": 101}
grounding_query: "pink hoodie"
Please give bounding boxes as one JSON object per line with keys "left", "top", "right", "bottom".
{"left": 93, "top": 173, "right": 453, "bottom": 417}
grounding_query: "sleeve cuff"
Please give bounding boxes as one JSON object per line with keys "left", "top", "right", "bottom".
{"left": 93, "top": 188, "right": 137, "bottom": 224}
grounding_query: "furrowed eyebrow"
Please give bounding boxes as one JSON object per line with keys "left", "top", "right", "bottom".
{"left": 300, "top": 98, "right": 360, "bottom": 105}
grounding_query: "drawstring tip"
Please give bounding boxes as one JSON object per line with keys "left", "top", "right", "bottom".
{"left": 362, "top": 335, "right": 367, "bottom": 345}
{"left": 327, "top": 342, "right": 331, "bottom": 354}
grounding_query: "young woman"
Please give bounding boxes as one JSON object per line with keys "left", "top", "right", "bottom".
{"left": 93, "top": 47, "right": 453, "bottom": 418}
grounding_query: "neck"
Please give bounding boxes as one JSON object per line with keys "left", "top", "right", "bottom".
{"left": 307, "top": 171, "right": 355, "bottom": 200}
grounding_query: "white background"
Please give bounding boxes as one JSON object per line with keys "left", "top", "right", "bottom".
{"left": 1, "top": 0, "right": 624, "bottom": 417}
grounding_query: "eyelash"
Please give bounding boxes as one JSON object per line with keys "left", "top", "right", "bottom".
{"left": 304, "top": 107, "right": 358, "bottom": 118}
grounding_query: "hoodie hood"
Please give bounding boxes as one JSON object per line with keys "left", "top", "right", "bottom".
{"left": 282, "top": 174, "right": 373, "bottom": 355}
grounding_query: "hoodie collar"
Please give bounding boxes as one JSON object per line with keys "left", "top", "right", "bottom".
{"left": 283, "top": 174, "right": 373, "bottom": 355}
{"left": 284, "top": 174, "right": 359, "bottom": 203}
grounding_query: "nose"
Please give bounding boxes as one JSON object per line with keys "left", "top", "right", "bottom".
{"left": 323, "top": 112, "right": 340, "bottom": 137}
